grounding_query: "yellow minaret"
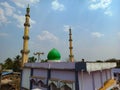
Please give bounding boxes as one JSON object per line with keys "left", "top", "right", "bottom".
{"left": 21, "top": 5, "right": 30, "bottom": 67}
{"left": 69, "top": 27, "right": 74, "bottom": 62}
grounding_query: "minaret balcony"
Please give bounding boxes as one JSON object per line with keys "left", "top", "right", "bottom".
{"left": 69, "top": 47, "right": 73, "bottom": 49}
{"left": 24, "top": 23, "right": 30, "bottom": 27}
{"left": 69, "top": 39, "right": 72, "bottom": 41}
{"left": 23, "top": 36, "right": 30, "bottom": 40}
{"left": 69, "top": 55, "right": 74, "bottom": 57}
{"left": 25, "top": 14, "right": 30, "bottom": 17}
{"left": 21, "top": 50, "right": 30, "bottom": 54}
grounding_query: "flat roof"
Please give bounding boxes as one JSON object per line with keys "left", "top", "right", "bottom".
{"left": 24, "top": 62, "right": 116, "bottom": 72}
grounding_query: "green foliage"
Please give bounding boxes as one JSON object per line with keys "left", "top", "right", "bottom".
{"left": 105, "top": 58, "right": 117, "bottom": 62}
{"left": 2, "top": 55, "right": 22, "bottom": 72}
{"left": 12, "top": 55, "right": 21, "bottom": 72}
{"left": 97, "top": 58, "right": 120, "bottom": 68}
{"left": 28, "top": 56, "right": 37, "bottom": 63}
{"left": 3, "top": 58, "right": 13, "bottom": 69}
{"left": 96, "top": 60, "right": 103, "bottom": 62}
{"left": 41, "top": 59, "right": 47, "bottom": 62}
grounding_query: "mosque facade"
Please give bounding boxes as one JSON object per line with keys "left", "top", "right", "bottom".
{"left": 21, "top": 48, "right": 116, "bottom": 90}
{"left": 21, "top": 6, "right": 116, "bottom": 90}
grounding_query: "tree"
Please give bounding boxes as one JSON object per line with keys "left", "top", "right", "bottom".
{"left": 3, "top": 58, "right": 13, "bottom": 69}
{"left": 96, "top": 60, "right": 103, "bottom": 62}
{"left": 28, "top": 56, "right": 37, "bottom": 63}
{"left": 13, "top": 55, "right": 21, "bottom": 72}
{"left": 41, "top": 59, "right": 47, "bottom": 62}
{"left": 105, "top": 58, "right": 117, "bottom": 62}
{"left": 105, "top": 58, "right": 120, "bottom": 68}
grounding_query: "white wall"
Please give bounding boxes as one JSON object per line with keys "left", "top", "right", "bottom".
{"left": 93, "top": 71, "right": 102, "bottom": 89}
{"left": 78, "top": 72, "right": 94, "bottom": 90}
{"left": 78, "top": 71, "right": 108, "bottom": 90}
{"left": 22, "top": 68, "right": 31, "bottom": 89}
{"left": 106, "top": 69, "right": 111, "bottom": 79}
{"left": 101, "top": 70, "right": 107, "bottom": 84}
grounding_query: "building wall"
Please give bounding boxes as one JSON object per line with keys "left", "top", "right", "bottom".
{"left": 21, "top": 63, "right": 115, "bottom": 90}
{"left": 78, "top": 70, "right": 112, "bottom": 90}
{"left": 21, "top": 68, "right": 31, "bottom": 89}
{"left": 33, "top": 68, "right": 48, "bottom": 78}
{"left": 106, "top": 69, "right": 111, "bottom": 79}
{"left": 51, "top": 70, "right": 75, "bottom": 81}
{"left": 78, "top": 71, "right": 94, "bottom": 90}
{"left": 93, "top": 71, "right": 102, "bottom": 90}
{"left": 102, "top": 70, "right": 107, "bottom": 83}
{"left": 112, "top": 68, "right": 120, "bottom": 80}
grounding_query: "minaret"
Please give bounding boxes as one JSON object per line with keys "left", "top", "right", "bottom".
{"left": 21, "top": 5, "right": 30, "bottom": 67}
{"left": 69, "top": 27, "right": 74, "bottom": 62}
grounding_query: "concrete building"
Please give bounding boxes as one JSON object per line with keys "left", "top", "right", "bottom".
{"left": 21, "top": 61, "right": 116, "bottom": 90}
{"left": 112, "top": 68, "right": 120, "bottom": 82}
{"left": 21, "top": 6, "right": 116, "bottom": 90}
{"left": 21, "top": 49, "right": 116, "bottom": 90}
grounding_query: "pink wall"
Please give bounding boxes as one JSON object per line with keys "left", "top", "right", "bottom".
{"left": 51, "top": 69, "right": 75, "bottom": 81}
{"left": 33, "top": 69, "right": 48, "bottom": 77}
{"left": 78, "top": 72, "right": 94, "bottom": 90}
{"left": 101, "top": 70, "right": 107, "bottom": 84}
{"left": 93, "top": 71, "right": 102, "bottom": 89}
{"left": 106, "top": 69, "right": 111, "bottom": 79}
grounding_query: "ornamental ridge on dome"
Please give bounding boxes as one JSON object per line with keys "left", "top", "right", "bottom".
{"left": 47, "top": 48, "right": 61, "bottom": 61}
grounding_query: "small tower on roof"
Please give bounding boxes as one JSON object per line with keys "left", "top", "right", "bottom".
{"left": 69, "top": 27, "right": 74, "bottom": 62}
{"left": 21, "top": 5, "right": 30, "bottom": 67}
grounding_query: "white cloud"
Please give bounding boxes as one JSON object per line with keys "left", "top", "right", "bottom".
{"left": 0, "top": 2, "right": 35, "bottom": 28}
{"left": 0, "top": 2, "right": 15, "bottom": 16}
{"left": 11, "top": 0, "right": 40, "bottom": 8}
{"left": 91, "top": 32, "right": 104, "bottom": 38}
{"left": 89, "top": 0, "right": 112, "bottom": 16}
{"left": 51, "top": 0, "right": 65, "bottom": 11}
{"left": 0, "top": 33, "right": 8, "bottom": 37}
{"left": 64, "top": 25, "right": 70, "bottom": 32}
{"left": 37, "top": 31, "right": 58, "bottom": 42}
{"left": 0, "top": 2, "right": 15, "bottom": 26}
{"left": 0, "top": 8, "right": 8, "bottom": 25}
{"left": 13, "top": 14, "right": 24, "bottom": 28}
{"left": 89, "top": 0, "right": 112, "bottom": 10}
{"left": 13, "top": 14, "right": 36, "bottom": 28}
{"left": 0, "top": 1, "right": 36, "bottom": 28}
{"left": 118, "top": 32, "right": 120, "bottom": 36}
{"left": 104, "top": 9, "right": 112, "bottom": 16}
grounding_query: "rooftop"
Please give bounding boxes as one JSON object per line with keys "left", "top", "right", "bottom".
{"left": 24, "top": 62, "right": 116, "bottom": 72}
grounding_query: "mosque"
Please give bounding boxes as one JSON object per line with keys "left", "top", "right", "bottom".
{"left": 21, "top": 6, "right": 116, "bottom": 90}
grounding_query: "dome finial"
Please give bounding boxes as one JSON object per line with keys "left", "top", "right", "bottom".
{"left": 28, "top": 4, "right": 29, "bottom": 8}
{"left": 26, "top": 4, "right": 30, "bottom": 13}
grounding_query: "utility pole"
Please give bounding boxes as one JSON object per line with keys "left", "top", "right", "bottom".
{"left": 34, "top": 52, "right": 44, "bottom": 62}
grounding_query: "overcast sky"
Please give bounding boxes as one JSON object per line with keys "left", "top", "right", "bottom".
{"left": 0, "top": 0, "right": 120, "bottom": 63}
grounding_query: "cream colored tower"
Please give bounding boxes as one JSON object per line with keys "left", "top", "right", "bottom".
{"left": 21, "top": 5, "right": 30, "bottom": 67}
{"left": 69, "top": 28, "right": 74, "bottom": 62}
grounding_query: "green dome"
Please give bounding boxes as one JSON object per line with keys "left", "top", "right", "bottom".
{"left": 47, "top": 48, "right": 61, "bottom": 60}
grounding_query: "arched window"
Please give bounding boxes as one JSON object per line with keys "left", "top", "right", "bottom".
{"left": 30, "top": 79, "right": 36, "bottom": 85}
{"left": 37, "top": 80, "right": 45, "bottom": 87}
{"left": 50, "top": 83, "right": 59, "bottom": 90}
{"left": 61, "top": 85, "right": 72, "bottom": 90}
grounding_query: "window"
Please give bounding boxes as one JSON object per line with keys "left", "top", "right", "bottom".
{"left": 50, "top": 83, "right": 59, "bottom": 90}
{"left": 60, "top": 85, "right": 72, "bottom": 90}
